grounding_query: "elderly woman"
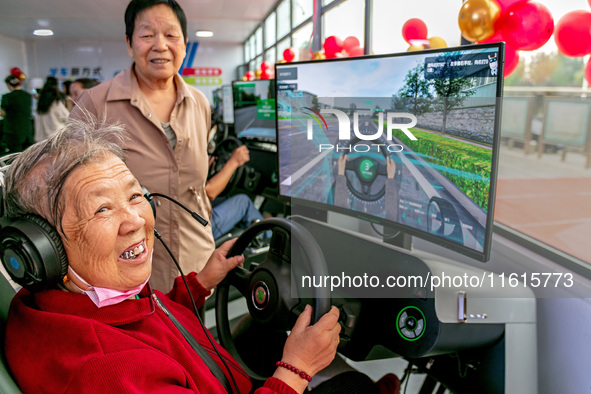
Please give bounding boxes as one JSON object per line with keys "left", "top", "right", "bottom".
{"left": 2, "top": 118, "right": 342, "bottom": 393}
{"left": 71, "top": 0, "right": 216, "bottom": 292}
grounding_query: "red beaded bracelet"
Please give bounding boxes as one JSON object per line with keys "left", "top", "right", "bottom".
{"left": 276, "top": 361, "right": 313, "bottom": 382}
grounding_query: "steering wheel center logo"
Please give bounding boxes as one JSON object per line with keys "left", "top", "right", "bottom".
{"left": 359, "top": 159, "right": 377, "bottom": 181}
{"left": 252, "top": 281, "right": 270, "bottom": 310}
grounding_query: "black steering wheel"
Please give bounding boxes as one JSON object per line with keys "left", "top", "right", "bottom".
{"left": 340, "top": 136, "right": 390, "bottom": 202}
{"left": 208, "top": 136, "right": 245, "bottom": 197}
{"left": 215, "top": 218, "right": 331, "bottom": 380}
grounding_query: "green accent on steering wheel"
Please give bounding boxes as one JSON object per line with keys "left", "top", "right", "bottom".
{"left": 358, "top": 159, "right": 377, "bottom": 182}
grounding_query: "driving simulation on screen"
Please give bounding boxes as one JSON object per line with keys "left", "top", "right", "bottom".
{"left": 233, "top": 79, "right": 277, "bottom": 143}
{"left": 276, "top": 44, "right": 503, "bottom": 260}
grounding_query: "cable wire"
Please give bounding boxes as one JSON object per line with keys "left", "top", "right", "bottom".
{"left": 149, "top": 192, "right": 208, "bottom": 227}
{"left": 154, "top": 229, "right": 241, "bottom": 394}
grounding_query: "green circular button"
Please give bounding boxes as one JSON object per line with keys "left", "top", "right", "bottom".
{"left": 396, "top": 306, "right": 426, "bottom": 342}
{"left": 358, "top": 159, "right": 377, "bottom": 182}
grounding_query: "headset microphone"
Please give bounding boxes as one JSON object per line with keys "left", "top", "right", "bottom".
{"left": 144, "top": 192, "right": 208, "bottom": 227}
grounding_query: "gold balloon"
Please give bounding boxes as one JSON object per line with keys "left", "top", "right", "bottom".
{"left": 255, "top": 69, "right": 262, "bottom": 79}
{"left": 458, "top": 0, "right": 501, "bottom": 42}
{"left": 312, "top": 51, "right": 326, "bottom": 60}
{"left": 429, "top": 36, "right": 447, "bottom": 49}
{"left": 241, "top": 76, "right": 248, "bottom": 81}
{"left": 407, "top": 45, "right": 425, "bottom": 52}
{"left": 278, "top": 59, "right": 287, "bottom": 63}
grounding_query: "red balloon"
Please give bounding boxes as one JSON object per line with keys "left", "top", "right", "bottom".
{"left": 504, "top": 44, "right": 520, "bottom": 76}
{"left": 260, "top": 69, "right": 270, "bottom": 80}
{"left": 347, "top": 46, "right": 365, "bottom": 57}
{"left": 260, "top": 61, "right": 270, "bottom": 71}
{"left": 323, "top": 36, "right": 344, "bottom": 58}
{"left": 585, "top": 58, "right": 591, "bottom": 86}
{"left": 500, "top": 1, "right": 553, "bottom": 51}
{"left": 245, "top": 71, "right": 254, "bottom": 80}
{"left": 283, "top": 48, "right": 295, "bottom": 62}
{"left": 343, "top": 36, "right": 361, "bottom": 52}
{"left": 402, "top": 18, "right": 428, "bottom": 45}
{"left": 495, "top": 0, "right": 529, "bottom": 14}
{"left": 554, "top": 10, "right": 591, "bottom": 57}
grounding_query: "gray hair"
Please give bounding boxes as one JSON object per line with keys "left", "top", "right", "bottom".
{"left": 2, "top": 116, "right": 128, "bottom": 235}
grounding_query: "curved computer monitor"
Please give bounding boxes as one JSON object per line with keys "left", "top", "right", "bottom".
{"left": 276, "top": 43, "right": 504, "bottom": 262}
{"left": 233, "top": 79, "right": 276, "bottom": 143}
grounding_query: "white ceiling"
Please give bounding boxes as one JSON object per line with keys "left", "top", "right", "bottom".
{"left": 0, "top": 0, "right": 278, "bottom": 44}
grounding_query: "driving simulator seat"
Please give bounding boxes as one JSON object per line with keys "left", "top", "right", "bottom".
{"left": 0, "top": 272, "right": 21, "bottom": 393}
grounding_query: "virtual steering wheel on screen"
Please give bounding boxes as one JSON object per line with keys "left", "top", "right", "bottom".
{"left": 339, "top": 136, "right": 393, "bottom": 202}
{"left": 215, "top": 218, "right": 331, "bottom": 380}
{"left": 208, "top": 136, "right": 246, "bottom": 197}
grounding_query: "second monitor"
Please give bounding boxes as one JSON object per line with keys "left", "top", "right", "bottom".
{"left": 233, "top": 79, "right": 277, "bottom": 143}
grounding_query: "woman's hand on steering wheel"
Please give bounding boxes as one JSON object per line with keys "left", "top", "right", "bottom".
{"left": 281, "top": 305, "right": 341, "bottom": 377}
{"left": 196, "top": 239, "right": 244, "bottom": 291}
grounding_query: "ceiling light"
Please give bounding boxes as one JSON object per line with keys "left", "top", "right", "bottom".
{"left": 33, "top": 29, "right": 54, "bottom": 36}
{"left": 196, "top": 31, "right": 214, "bottom": 38}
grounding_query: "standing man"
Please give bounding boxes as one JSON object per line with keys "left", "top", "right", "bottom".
{"left": 1, "top": 75, "right": 33, "bottom": 154}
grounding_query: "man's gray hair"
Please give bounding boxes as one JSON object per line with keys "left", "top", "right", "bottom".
{"left": 1, "top": 116, "right": 127, "bottom": 234}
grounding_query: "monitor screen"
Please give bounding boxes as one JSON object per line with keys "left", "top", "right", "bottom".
{"left": 276, "top": 43, "right": 504, "bottom": 261}
{"left": 233, "top": 79, "right": 276, "bottom": 143}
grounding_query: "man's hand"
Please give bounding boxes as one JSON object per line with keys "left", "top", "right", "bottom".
{"left": 206, "top": 145, "right": 250, "bottom": 201}
{"left": 229, "top": 145, "right": 250, "bottom": 168}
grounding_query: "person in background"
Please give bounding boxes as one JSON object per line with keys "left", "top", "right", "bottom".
{"left": 62, "top": 80, "right": 73, "bottom": 111}
{"left": 71, "top": 0, "right": 215, "bottom": 292}
{"left": 0, "top": 75, "right": 33, "bottom": 154}
{"left": 35, "top": 76, "right": 69, "bottom": 142}
{"left": 207, "top": 145, "right": 265, "bottom": 239}
{"left": 69, "top": 78, "right": 99, "bottom": 104}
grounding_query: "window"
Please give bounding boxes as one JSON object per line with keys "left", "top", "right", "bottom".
{"left": 291, "top": 22, "right": 313, "bottom": 61}
{"left": 322, "top": 0, "right": 365, "bottom": 49}
{"left": 277, "top": 0, "right": 291, "bottom": 40}
{"left": 244, "top": 41, "right": 250, "bottom": 63}
{"left": 372, "top": 0, "right": 460, "bottom": 54}
{"left": 255, "top": 27, "right": 263, "bottom": 56}
{"left": 276, "top": 38, "right": 291, "bottom": 63}
{"left": 265, "top": 47, "right": 277, "bottom": 63}
{"left": 496, "top": 88, "right": 591, "bottom": 264}
{"left": 293, "top": 0, "right": 313, "bottom": 28}
{"left": 254, "top": 55, "right": 263, "bottom": 71}
{"left": 249, "top": 35, "right": 256, "bottom": 61}
{"left": 265, "top": 12, "right": 276, "bottom": 49}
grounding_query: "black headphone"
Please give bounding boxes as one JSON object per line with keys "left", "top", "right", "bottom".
{"left": 0, "top": 187, "right": 156, "bottom": 291}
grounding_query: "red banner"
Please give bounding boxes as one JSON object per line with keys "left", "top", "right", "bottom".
{"left": 181, "top": 67, "right": 222, "bottom": 76}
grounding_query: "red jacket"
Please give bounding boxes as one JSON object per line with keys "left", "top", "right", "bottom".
{"left": 5, "top": 273, "right": 296, "bottom": 394}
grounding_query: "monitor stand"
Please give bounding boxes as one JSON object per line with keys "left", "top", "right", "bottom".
{"left": 382, "top": 224, "right": 412, "bottom": 250}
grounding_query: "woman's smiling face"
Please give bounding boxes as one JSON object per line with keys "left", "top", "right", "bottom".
{"left": 60, "top": 153, "right": 155, "bottom": 291}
